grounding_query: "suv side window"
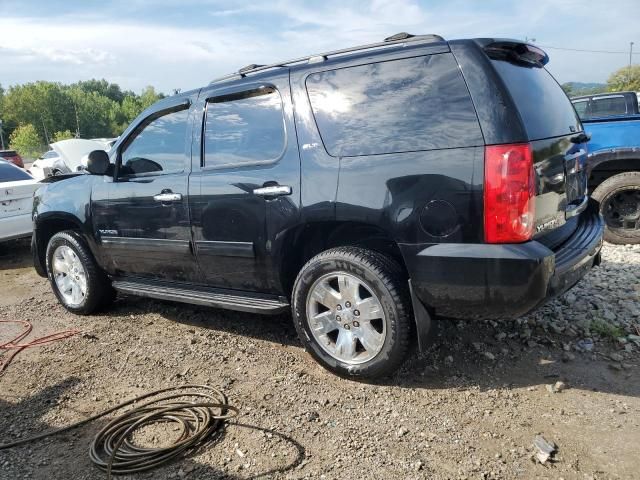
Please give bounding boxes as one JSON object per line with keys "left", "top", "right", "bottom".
{"left": 120, "top": 107, "right": 189, "bottom": 177}
{"left": 204, "top": 88, "right": 285, "bottom": 168}
{"left": 305, "top": 53, "right": 483, "bottom": 157}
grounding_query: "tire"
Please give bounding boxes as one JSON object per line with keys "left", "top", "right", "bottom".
{"left": 591, "top": 171, "right": 640, "bottom": 245}
{"left": 46, "top": 230, "right": 115, "bottom": 314}
{"left": 292, "top": 247, "right": 412, "bottom": 378}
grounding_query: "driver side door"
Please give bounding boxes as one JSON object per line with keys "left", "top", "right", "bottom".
{"left": 93, "top": 99, "right": 199, "bottom": 282}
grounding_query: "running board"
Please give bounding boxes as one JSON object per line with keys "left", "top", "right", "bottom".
{"left": 112, "top": 280, "right": 290, "bottom": 315}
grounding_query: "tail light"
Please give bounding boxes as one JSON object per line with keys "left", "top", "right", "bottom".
{"left": 484, "top": 143, "right": 535, "bottom": 243}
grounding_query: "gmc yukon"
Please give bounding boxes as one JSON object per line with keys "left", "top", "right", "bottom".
{"left": 32, "top": 34, "right": 604, "bottom": 377}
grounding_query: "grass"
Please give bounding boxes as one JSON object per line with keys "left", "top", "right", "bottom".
{"left": 590, "top": 319, "right": 625, "bottom": 340}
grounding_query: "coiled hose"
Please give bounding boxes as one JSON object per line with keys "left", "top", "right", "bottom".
{"left": 0, "top": 385, "right": 239, "bottom": 479}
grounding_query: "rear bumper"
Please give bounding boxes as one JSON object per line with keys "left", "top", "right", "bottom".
{"left": 402, "top": 199, "right": 604, "bottom": 320}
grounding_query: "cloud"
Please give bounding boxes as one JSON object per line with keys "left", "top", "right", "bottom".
{"left": 0, "top": 0, "right": 638, "bottom": 92}
{"left": 0, "top": 44, "right": 115, "bottom": 71}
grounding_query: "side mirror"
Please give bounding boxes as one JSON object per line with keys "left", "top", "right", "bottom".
{"left": 87, "top": 150, "right": 110, "bottom": 175}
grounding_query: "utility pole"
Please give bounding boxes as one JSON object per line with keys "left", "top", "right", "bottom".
{"left": 41, "top": 118, "right": 50, "bottom": 145}
{"left": 0, "top": 119, "right": 5, "bottom": 150}
{"left": 630, "top": 42, "right": 635, "bottom": 86}
{"left": 74, "top": 103, "right": 81, "bottom": 138}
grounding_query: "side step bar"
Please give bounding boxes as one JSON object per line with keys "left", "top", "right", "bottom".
{"left": 112, "top": 280, "right": 290, "bottom": 315}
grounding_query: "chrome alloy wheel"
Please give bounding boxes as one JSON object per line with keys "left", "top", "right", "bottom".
{"left": 52, "top": 245, "right": 87, "bottom": 307}
{"left": 306, "top": 272, "right": 386, "bottom": 365}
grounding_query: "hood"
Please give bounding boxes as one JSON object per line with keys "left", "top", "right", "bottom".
{"left": 51, "top": 139, "right": 107, "bottom": 171}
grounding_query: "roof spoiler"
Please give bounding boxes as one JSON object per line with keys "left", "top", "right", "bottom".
{"left": 484, "top": 41, "right": 549, "bottom": 67}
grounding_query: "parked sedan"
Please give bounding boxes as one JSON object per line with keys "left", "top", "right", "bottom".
{"left": 0, "top": 150, "right": 24, "bottom": 168}
{"left": 0, "top": 159, "right": 40, "bottom": 242}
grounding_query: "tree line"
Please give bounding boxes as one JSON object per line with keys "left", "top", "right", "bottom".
{"left": 0, "top": 79, "right": 164, "bottom": 158}
{"left": 561, "top": 64, "right": 640, "bottom": 97}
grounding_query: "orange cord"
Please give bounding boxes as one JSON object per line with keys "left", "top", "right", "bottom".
{"left": 0, "top": 320, "right": 79, "bottom": 376}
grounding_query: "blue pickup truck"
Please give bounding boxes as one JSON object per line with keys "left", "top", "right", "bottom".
{"left": 571, "top": 91, "right": 640, "bottom": 244}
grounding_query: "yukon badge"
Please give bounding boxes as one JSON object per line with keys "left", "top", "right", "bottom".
{"left": 536, "top": 218, "right": 558, "bottom": 232}
{"left": 98, "top": 229, "right": 118, "bottom": 236}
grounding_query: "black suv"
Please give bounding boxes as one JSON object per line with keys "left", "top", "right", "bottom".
{"left": 32, "top": 34, "right": 604, "bottom": 378}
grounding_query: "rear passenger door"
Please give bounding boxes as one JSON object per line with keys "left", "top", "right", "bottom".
{"left": 189, "top": 70, "right": 301, "bottom": 293}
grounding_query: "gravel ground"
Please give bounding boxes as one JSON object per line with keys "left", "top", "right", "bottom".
{"left": 0, "top": 240, "right": 639, "bottom": 480}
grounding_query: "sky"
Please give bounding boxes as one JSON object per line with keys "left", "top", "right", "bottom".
{"left": 1, "top": 0, "right": 639, "bottom": 94}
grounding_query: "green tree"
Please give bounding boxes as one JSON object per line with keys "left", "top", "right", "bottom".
{"left": 1, "top": 80, "right": 164, "bottom": 141}
{"left": 9, "top": 124, "right": 45, "bottom": 159}
{"left": 0, "top": 83, "right": 4, "bottom": 118}
{"left": 52, "top": 129, "right": 76, "bottom": 142}
{"left": 71, "top": 79, "right": 128, "bottom": 103}
{"left": 561, "top": 83, "right": 574, "bottom": 97}
{"left": 3, "top": 82, "right": 75, "bottom": 143}
{"left": 68, "top": 88, "right": 118, "bottom": 138}
{"left": 140, "top": 86, "right": 164, "bottom": 110}
{"left": 607, "top": 64, "right": 640, "bottom": 92}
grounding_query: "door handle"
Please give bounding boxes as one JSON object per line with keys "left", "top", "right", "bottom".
{"left": 252, "top": 185, "right": 292, "bottom": 197}
{"left": 153, "top": 192, "right": 182, "bottom": 202}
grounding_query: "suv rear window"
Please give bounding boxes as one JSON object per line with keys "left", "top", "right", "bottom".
{"left": 491, "top": 60, "right": 581, "bottom": 140}
{"left": 306, "top": 53, "right": 483, "bottom": 157}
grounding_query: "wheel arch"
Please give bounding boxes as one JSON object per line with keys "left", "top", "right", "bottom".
{"left": 588, "top": 149, "right": 640, "bottom": 192}
{"left": 278, "top": 221, "right": 406, "bottom": 296}
{"left": 277, "top": 221, "right": 434, "bottom": 351}
{"left": 33, "top": 213, "right": 84, "bottom": 277}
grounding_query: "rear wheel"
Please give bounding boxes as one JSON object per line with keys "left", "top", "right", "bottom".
{"left": 592, "top": 171, "right": 640, "bottom": 245}
{"left": 46, "top": 231, "right": 115, "bottom": 314}
{"left": 292, "top": 247, "right": 412, "bottom": 378}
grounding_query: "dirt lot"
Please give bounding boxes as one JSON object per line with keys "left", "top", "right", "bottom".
{"left": 1, "top": 239, "right": 639, "bottom": 480}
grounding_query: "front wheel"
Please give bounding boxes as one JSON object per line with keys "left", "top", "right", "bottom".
{"left": 292, "top": 247, "right": 412, "bottom": 378}
{"left": 592, "top": 171, "right": 640, "bottom": 245}
{"left": 46, "top": 231, "right": 115, "bottom": 314}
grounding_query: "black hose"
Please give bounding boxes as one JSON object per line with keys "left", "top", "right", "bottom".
{"left": 0, "top": 385, "right": 239, "bottom": 479}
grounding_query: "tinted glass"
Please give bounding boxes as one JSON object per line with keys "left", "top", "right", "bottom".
{"left": 305, "top": 53, "right": 482, "bottom": 157}
{"left": 121, "top": 108, "right": 189, "bottom": 176}
{"left": 572, "top": 100, "right": 589, "bottom": 119}
{"left": 40, "top": 150, "right": 59, "bottom": 159}
{"left": 591, "top": 96, "right": 627, "bottom": 117}
{"left": 0, "top": 161, "right": 33, "bottom": 182}
{"left": 204, "top": 89, "right": 285, "bottom": 167}
{"left": 491, "top": 60, "right": 581, "bottom": 140}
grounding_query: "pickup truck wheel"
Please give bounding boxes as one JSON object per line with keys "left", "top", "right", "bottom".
{"left": 592, "top": 171, "right": 640, "bottom": 245}
{"left": 46, "top": 231, "right": 115, "bottom": 314}
{"left": 292, "top": 247, "right": 412, "bottom": 379}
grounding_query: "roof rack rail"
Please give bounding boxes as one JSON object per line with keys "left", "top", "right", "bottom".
{"left": 384, "top": 32, "right": 444, "bottom": 43}
{"left": 209, "top": 33, "right": 445, "bottom": 85}
{"left": 239, "top": 63, "right": 265, "bottom": 74}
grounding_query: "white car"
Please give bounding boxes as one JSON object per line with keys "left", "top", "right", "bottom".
{"left": 0, "top": 158, "right": 41, "bottom": 242}
{"left": 29, "top": 138, "right": 114, "bottom": 180}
